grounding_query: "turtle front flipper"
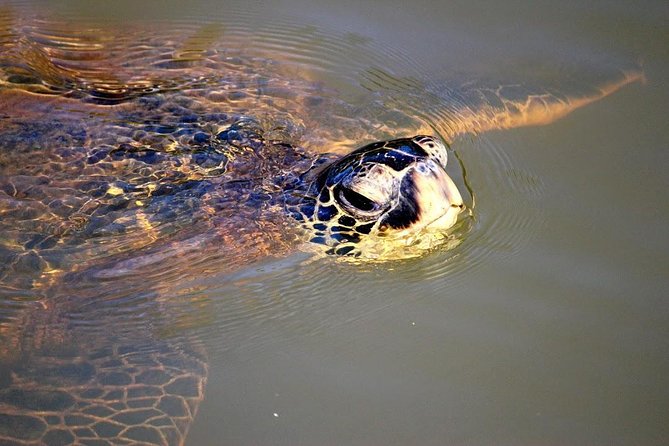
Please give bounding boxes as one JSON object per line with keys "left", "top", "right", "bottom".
{"left": 0, "top": 335, "right": 207, "bottom": 445}
{"left": 422, "top": 64, "right": 644, "bottom": 139}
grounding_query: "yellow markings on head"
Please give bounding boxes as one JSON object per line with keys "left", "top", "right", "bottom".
{"left": 317, "top": 225, "right": 464, "bottom": 263}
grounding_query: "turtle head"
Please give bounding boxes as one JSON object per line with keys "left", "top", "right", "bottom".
{"left": 294, "top": 135, "right": 465, "bottom": 259}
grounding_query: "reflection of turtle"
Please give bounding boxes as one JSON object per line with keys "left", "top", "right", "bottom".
{"left": 0, "top": 15, "right": 642, "bottom": 446}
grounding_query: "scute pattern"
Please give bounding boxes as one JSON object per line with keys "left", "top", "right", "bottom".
{"left": 0, "top": 341, "right": 207, "bottom": 446}
{"left": 0, "top": 88, "right": 316, "bottom": 292}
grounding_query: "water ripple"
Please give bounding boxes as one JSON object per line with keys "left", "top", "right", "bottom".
{"left": 0, "top": 3, "right": 548, "bottom": 352}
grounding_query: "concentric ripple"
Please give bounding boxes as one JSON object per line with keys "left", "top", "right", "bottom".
{"left": 0, "top": 1, "right": 561, "bottom": 349}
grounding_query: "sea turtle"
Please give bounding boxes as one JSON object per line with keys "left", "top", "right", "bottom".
{"left": 0, "top": 13, "right": 641, "bottom": 446}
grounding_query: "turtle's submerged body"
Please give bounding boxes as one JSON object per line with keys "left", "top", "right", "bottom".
{"left": 0, "top": 91, "right": 321, "bottom": 287}
{"left": 0, "top": 14, "right": 641, "bottom": 446}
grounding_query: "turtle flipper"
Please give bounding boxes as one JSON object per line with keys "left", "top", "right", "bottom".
{"left": 436, "top": 67, "right": 644, "bottom": 138}
{"left": 0, "top": 337, "right": 207, "bottom": 445}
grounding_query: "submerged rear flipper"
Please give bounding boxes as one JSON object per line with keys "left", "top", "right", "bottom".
{"left": 0, "top": 337, "right": 207, "bottom": 445}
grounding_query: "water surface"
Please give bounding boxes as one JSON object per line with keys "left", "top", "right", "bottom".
{"left": 0, "top": 0, "right": 667, "bottom": 445}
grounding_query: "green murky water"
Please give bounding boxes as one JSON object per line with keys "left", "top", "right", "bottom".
{"left": 0, "top": 0, "right": 667, "bottom": 445}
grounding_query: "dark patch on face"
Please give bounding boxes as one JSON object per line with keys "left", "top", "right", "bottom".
{"left": 342, "top": 138, "right": 427, "bottom": 171}
{"left": 312, "top": 163, "right": 334, "bottom": 191}
{"left": 338, "top": 215, "right": 356, "bottom": 227}
{"left": 319, "top": 188, "right": 331, "bottom": 203}
{"left": 313, "top": 223, "right": 327, "bottom": 231}
{"left": 358, "top": 151, "right": 415, "bottom": 172}
{"left": 290, "top": 211, "right": 305, "bottom": 221}
{"left": 317, "top": 205, "right": 338, "bottom": 221}
{"left": 310, "top": 236, "right": 326, "bottom": 245}
{"left": 346, "top": 138, "right": 426, "bottom": 158}
{"left": 380, "top": 174, "right": 419, "bottom": 230}
{"left": 393, "top": 141, "right": 428, "bottom": 157}
{"left": 334, "top": 245, "right": 356, "bottom": 256}
{"left": 355, "top": 222, "right": 375, "bottom": 234}
{"left": 331, "top": 232, "right": 360, "bottom": 244}
{"left": 299, "top": 203, "right": 315, "bottom": 219}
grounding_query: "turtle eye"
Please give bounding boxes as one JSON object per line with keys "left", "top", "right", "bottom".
{"left": 339, "top": 187, "right": 376, "bottom": 212}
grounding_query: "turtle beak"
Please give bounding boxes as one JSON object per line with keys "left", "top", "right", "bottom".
{"left": 411, "top": 160, "right": 464, "bottom": 231}
{"left": 439, "top": 168, "right": 464, "bottom": 209}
